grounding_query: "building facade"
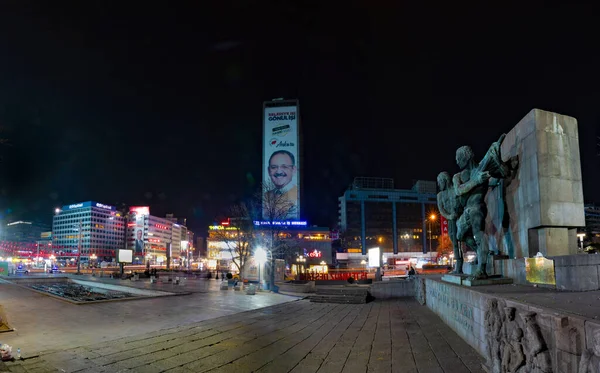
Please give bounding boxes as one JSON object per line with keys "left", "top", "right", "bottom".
{"left": 126, "top": 208, "right": 192, "bottom": 266}
{"left": 1, "top": 221, "right": 51, "bottom": 243}
{"left": 206, "top": 223, "right": 332, "bottom": 273}
{"left": 52, "top": 201, "right": 125, "bottom": 265}
{"left": 338, "top": 177, "right": 439, "bottom": 255}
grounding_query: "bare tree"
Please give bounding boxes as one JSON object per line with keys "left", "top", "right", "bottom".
{"left": 256, "top": 180, "right": 297, "bottom": 290}
{"left": 212, "top": 202, "right": 254, "bottom": 282}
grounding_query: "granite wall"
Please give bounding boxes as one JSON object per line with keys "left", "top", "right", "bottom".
{"left": 369, "top": 280, "right": 414, "bottom": 299}
{"left": 425, "top": 278, "right": 599, "bottom": 372}
{"left": 485, "top": 109, "right": 585, "bottom": 259}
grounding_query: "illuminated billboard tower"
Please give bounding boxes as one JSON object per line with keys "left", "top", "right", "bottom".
{"left": 262, "top": 99, "right": 301, "bottom": 220}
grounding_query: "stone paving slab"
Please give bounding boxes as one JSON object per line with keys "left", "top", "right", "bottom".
{"left": 3, "top": 298, "right": 485, "bottom": 373}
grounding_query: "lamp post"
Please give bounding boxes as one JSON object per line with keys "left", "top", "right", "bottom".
{"left": 296, "top": 255, "right": 306, "bottom": 280}
{"left": 428, "top": 214, "right": 436, "bottom": 256}
{"left": 255, "top": 247, "right": 267, "bottom": 290}
{"left": 76, "top": 220, "right": 82, "bottom": 275}
{"left": 91, "top": 253, "right": 97, "bottom": 267}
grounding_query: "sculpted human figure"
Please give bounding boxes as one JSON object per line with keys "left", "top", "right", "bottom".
{"left": 453, "top": 146, "right": 491, "bottom": 279}
{"left": 437, "top": 171, "right": 464, "bottom": 274}
{"left": 501, "top": 307, "right": 525, "bottom": 373}
{"left": 579, "top": 327, "right": 600, "bottom": 373}
{"left": 521, "top": 312, "right": 552, "bottom": 373}
{"left": 453, "top": 134, "right": 509, "bottom": 279}
{"left": 484, "top": 298, "right": 503, "bottom": 372}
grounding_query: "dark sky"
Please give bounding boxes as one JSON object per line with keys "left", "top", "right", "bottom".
{"left": 0, "top": 1, "right": 599, "bottom": 234}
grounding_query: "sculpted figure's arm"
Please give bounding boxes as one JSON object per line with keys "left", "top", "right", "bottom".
{"left": 488, "top": 177, "right": 500, "bottom": 188}
{"left": 437, "top": 193, "right": 457, "bottom": 220}
{"left": 453, "top": 172, "right": 491, "bottom": 197}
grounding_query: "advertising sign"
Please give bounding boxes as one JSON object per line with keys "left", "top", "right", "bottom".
{"left": 62, "top": 201, "right": 116, "bottom": 211}
{"left": 440, "top": 216, "right": 448, "bottom": 238}
{"left": 130, "top": 206, "right": 149, "bottom": 256}
{"left": 129, "top": 206, "right": 150, "bottom": 215}
{"left": 368, "top": 247, "right": 381, "bottom": 268}
{"left": 263, "top": 100, "right": 300, "bottom": 220}
{"left": 118, "top": 249, "right": 133, "bottom": 263}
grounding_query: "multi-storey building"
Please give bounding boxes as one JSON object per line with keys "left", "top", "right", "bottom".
{"left": 338, "top": 177, "right": 439, "bottom": 255}
{"left": 126, "top": 208, "right": 192, "bottom": 266}
{"left": 2, "top": 220, "right": 51, "bottom": 243}
{"left": 206, "top": 222, "right": 332, "bottom": 273}
{"left": 52, "top": 201, "right": 125, "bottom": 265}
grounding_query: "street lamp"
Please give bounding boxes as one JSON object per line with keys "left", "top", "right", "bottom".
{"left": 428, "top": 214, "right": 437, "bottom": 255}
{"left": 90, "top": 254, "right": 97, "bottom": 267}
{"left": 255, "top": 247, "right": 267, "bottom": 289}
{"left": 296, "top": 255, "right": 306, "bottom": 280}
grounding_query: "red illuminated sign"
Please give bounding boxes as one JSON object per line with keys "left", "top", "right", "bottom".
{"left": 307, "top": 249, "right": 322, "bottom": 258}
{"left": 300, "top": 272, "right": 367, "bottom": 281}
{"left": 440, "top": 216, "right": 448, "bottom": 237}
{"left": 130, "top": 206, "right": 150, "bottom": 215}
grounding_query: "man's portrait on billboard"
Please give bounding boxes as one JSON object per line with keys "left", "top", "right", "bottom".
{"left": 265, "top": 150, "right": 298, "bottom": 207}
{"left": 134, "top": 229, "right": 144, "bottom": 251}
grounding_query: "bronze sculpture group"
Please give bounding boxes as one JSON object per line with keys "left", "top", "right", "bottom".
{"left": 437, "top": 134, "right": 513, "bottom": 279}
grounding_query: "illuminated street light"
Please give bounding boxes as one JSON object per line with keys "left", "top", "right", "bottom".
{"left": 255, "top": 247, "right": 267, "bottom": 288}
{"left": 296, "top": 255, "right": 306, "bottom": 279}
{"left": 427, "top": 214, "right": 437, "bottom": 254}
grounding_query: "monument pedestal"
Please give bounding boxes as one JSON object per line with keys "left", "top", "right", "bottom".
{"left": 442, "top": 274, "right": 513, "bottom": 287}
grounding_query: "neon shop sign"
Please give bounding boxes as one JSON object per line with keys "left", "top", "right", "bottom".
{"left": 305, "top": 249, "right": 322, "bottom": 258}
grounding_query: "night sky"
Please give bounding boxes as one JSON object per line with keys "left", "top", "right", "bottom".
{"left": 1, "top": 2, "right": 599, "bottom": 234}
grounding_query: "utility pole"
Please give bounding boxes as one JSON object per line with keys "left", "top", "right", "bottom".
{"left": 36, "top": 241, "right": 40, "bottom": 268}
{"left": 76, "top": 220, "right": 82, "bottom": 275}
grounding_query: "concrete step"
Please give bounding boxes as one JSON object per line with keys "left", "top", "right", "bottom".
{"left": 309, "top": 294, "right": 367, "bottom": 304}
{"left": 315, "top": 286, "right": 370, "bottom": 296}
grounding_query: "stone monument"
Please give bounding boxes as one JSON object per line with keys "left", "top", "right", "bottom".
{"left": 440, "top": 109, "right": 587, "bottom": 288}
{"left": 439, "top": 133, "right": 515, "bottom": 281}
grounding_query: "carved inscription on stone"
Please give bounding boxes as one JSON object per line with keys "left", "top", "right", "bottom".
{"left": 429, "top": 283, "right": 474, "bottom": 334}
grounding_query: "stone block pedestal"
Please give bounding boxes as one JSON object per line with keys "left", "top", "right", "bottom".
{"left": 442, "top": 274, "right": 513, "bottom": 286}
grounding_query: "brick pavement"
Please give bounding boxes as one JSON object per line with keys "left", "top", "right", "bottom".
{"left": 3, "top": 299, "right": 485, "bottom": 373}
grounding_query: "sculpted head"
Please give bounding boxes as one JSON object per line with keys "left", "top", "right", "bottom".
{"left": 504, "top": 307, "right": 516, "bottom": 321}
{"left": 437, "top": 172, "right": 452, "bottom": 191}
{"left": 456, "top": 146, "right": 474, "bottom": 169}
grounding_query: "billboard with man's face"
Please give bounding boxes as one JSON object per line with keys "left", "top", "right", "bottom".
{"left": 129, "top": 206, "right": 149, "bottom": 255}
{"left": 263, "top": 101, "right": 300, "bottom": 220}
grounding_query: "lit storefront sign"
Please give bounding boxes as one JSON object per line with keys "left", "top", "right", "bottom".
{"left": 209, "top": 225, "right": 237, "bottom": 231}
{"left": 305, "top": 249, "right": 322, "bottom": 258}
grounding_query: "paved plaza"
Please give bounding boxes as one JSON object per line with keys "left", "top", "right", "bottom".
{"left": 0, "top": 276, "right": 485, "bottom": 373}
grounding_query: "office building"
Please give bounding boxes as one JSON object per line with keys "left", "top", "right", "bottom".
{"left": 127, "top": 208, "right": 193, "bottom": 266}
{"left": 338, "top": 177, "right": 439, "bottom": 255}
{"left": 2, "top": 221, "right": 51, "bottom": 243}
{"left": 52, "top": 201, "right": 125, "bottom": 264}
